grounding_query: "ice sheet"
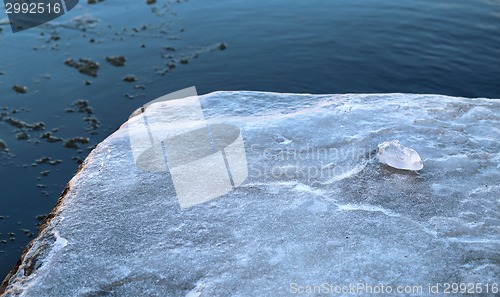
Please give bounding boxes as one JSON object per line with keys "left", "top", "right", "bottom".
{"left": 1, "top": 92, "right": 498, "bottom": 296}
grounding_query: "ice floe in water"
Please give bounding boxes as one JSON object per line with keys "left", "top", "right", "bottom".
{"left": 1, "top": 92, "right": 499, "bottom": 296}
{"left": 377, "top": 140, "right": 423, "bottom": 171}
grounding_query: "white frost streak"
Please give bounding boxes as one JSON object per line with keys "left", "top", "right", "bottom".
{"left": 320, "top": 162, "right": 368, "bottom": 184}
{"left": 337, "top": 203, "right": 399, "bottom": 217}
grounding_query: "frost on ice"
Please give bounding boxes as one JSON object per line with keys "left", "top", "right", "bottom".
{"left": 377, "top": 140, "right": 423, "bottom": 171}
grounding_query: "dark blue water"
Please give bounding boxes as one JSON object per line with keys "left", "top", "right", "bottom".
{"left": 1, "top": 0, "right": 499, "bottom": 279}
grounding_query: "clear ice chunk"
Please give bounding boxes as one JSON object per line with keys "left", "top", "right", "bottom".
{"left": 377, "top": 140, "right": 423, "bottom": 170}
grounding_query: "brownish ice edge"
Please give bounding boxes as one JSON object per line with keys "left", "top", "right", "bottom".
{"left": 0, "top": 120, "right": 127, "bottom": 295}
{"left": 0, "top": 161, "right": 87, "bottom": 295}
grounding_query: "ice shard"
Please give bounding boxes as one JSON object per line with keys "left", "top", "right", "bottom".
{"left": 377, "top": 140, "right": 424, "bottom": 171}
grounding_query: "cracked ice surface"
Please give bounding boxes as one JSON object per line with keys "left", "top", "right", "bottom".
{"left": 1, "top": 92, "right": 499, "bottom": 296}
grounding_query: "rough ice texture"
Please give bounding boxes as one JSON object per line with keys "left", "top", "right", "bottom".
{"left": 1, "top": 92, "right": 499, "bottom": 296}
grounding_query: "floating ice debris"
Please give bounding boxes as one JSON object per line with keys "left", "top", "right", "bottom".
{"left": 377, "top": 140, "right": 423, "bottom": 171}
{"left": 64, "top": 58, "right": 100, "bottom": 77}
{"left": 0, "top": 138, "right": 7, "bottom": 152}
{"left": 12, "top": 85, "right": 27, "bottom": 94}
